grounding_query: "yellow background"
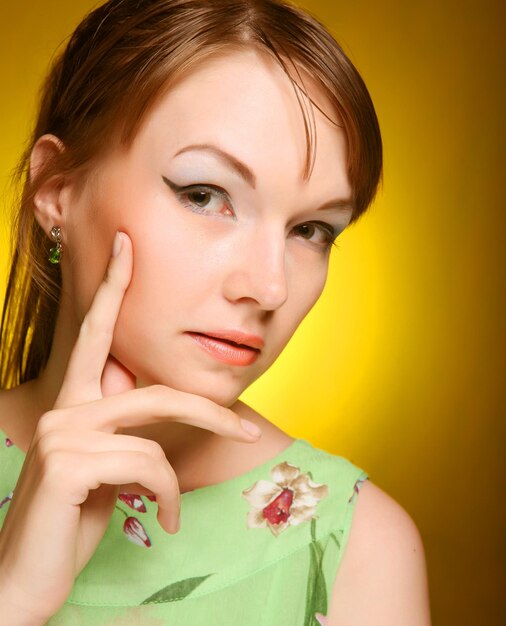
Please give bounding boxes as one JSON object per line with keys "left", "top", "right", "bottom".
{"left": 0, "top": 1, "right": 504, "bottom": 622}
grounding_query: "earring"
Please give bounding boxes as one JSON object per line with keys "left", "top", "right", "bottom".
{"left": 48, "top": 226, "right": 63, "bottom": 264}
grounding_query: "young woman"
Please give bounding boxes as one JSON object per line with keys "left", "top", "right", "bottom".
{"left": 0, "top": 1, "right": 431, "bottom": 624}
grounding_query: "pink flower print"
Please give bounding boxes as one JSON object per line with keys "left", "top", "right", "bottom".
{"left": 242, "top": 461, "right": 329, "bottom": 536}
{"left": 123, "top": 516, "right": 152, "bottom": 548}
{"left": 118, "top": 492, "right": 147, "bottom": 512}
{"left": 263, "top": 488, "right": 293, "bottom": 525}
{"left": 315, "top": 613, "right": 328, "bottom": 625}
{"left": 0, "top": 491, "right": 13, "bottom": 509}
{"left": 4, "top": 438, "right": 13, "bottom": 447}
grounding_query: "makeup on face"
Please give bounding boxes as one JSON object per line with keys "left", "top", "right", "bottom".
{"left": 184, "top": 331, "right": 261, "bottom": 366}
{"left": 160, "top": 150, "right": 353, "bottom": 254}
{"left": 104, "top": 50, "right": 355, "bottom": 405}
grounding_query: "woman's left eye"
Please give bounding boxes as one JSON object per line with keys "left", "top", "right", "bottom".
{"left": 163, "top": 178, "right": 338, "bottom": 250}
{"left": 292, "top": 222, "right": 337, "bottom": 249}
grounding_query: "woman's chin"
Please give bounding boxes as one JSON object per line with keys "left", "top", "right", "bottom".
{"left": 115, "top": 344, "right": 259, "bottom": 407}
{"left": 135, "top": 372, "right": 246, "bottom": 408}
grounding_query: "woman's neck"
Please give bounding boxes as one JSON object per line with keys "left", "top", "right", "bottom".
{"left": 0, "top": 379, "right": 293, "bottom": 494}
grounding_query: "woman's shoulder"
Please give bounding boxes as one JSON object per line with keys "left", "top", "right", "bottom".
{"left": 326, "top": 479, "right": 432, "bottom": 624}
{"left": 344, "top": 479, "right": 426, "bottom": 557}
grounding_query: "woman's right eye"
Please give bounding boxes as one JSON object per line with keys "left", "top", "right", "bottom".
{"left": 162, "top": 177, "right": 234, "bottom": 217}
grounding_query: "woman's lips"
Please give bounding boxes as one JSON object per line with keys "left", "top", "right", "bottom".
{"left": 185, "top": 332, "right": 260, "bottom": 366}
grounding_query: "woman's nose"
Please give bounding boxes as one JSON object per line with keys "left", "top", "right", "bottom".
{"left": 222, "top": 228, "right": 289, "bottom": 311}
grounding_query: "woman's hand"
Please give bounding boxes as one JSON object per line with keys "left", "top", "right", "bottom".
{"left": 0, "top": 231, "right": 262, "bottom": 623}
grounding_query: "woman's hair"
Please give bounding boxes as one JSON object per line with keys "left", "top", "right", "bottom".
{"left": 0, "top": 0, "right": 382, "bottom": 390}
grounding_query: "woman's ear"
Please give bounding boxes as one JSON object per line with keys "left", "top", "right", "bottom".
{"left": 30, "top": 134, "right": 70, "bottom": 235}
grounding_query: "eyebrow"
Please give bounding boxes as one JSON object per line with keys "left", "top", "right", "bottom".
{"left": 173, "top": 143, "right": 354, "bottom": 212}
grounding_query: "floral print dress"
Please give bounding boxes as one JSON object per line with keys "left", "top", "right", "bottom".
{"left": 0, "top": 431, "right": 368, "bottom": 625}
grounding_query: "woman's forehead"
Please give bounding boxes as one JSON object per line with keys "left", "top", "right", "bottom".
{"left": 150, "top": 48, "right": 337, "bottom": 135}
{"left": 133, "top": 49, "right": 348, "bottom": 190}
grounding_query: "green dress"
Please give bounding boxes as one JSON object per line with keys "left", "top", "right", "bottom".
{"left": 0, "top": 429, "right": 368, "bottom": 625}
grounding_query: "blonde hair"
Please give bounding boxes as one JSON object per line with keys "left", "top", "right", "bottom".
{"left": 0, "top": 0, "right": 382, "bottom": 390}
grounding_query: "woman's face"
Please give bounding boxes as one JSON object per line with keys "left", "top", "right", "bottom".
{"left": 64, "top": 49, "right": 353, "bottom": 407}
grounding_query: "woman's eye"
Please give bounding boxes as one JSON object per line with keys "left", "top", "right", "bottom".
{"left": 293, "top": 222, "right": 338, "bottom": 250}
{"left": 163, "top": 178, "right": 234, "bottom": 217}
{"left": 162, "top": 177, "right": 338, "bottom": 251}
{"left": 184, "top": 188, "right": 230, "bottom": 214}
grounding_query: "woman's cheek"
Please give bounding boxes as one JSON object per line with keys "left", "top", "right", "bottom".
{"left": 287, "top": 252, "right": 329, "bottom": 319}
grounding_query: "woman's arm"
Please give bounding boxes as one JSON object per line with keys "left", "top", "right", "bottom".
{"left": 326, "top": 480, "right": 432, "bottom": 625}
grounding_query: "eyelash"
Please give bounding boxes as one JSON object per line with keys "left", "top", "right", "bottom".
{"left": 164, "top": 179, "right": 340, "bottom": 251}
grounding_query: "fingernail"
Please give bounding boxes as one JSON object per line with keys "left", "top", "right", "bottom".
{"left": 240, "top": 418, "right": 262, "bottom": 438}
{"left": 112, "top": 231, "right": 123, "bottom": 257}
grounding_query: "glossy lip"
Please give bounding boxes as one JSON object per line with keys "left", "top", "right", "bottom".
{"left": 185, "top": 332, "right": 261, "bottom": 366}
{"left": 189, "top": 329, "right": 264, "bottom": 350}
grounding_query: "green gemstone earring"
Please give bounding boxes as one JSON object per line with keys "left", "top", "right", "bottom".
{"left": 48, "top": 226, "right": 63, "bottom": 264}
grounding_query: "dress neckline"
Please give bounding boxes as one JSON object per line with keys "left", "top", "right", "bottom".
{"left": 0, "top": 426, "right": 308, "bottom": 499}
{"left": 179, "top": 437, "right": 307, "bottom": 499}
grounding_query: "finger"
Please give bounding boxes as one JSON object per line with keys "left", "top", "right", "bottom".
{"left": 55, "top": 450, "right": 180, "bottom": 534}
{"left": 116, "top": 483, "right": 157, "bottom": 498}
{"left": 36, "top": 429, "right": 168, "bottom": 459}
{"left": 46, "top": 386, "right": 263, "bottom": 442}
{"left": 56, "top": 232, "right": 133, "bottom": 407}
{"left": 34, "top": 430, "right": 174, "bottom": 499}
